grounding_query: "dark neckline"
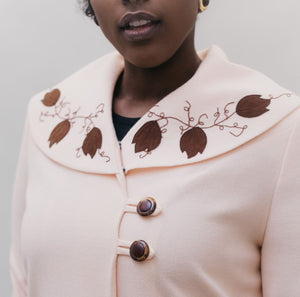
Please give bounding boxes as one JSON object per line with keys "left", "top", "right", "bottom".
{"left": 112, "top": 110, "right": 141, "bottom": 124}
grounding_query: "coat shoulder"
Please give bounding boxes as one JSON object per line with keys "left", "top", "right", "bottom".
{"left": 28, "top": 50, "right": 120, "bottom": 107}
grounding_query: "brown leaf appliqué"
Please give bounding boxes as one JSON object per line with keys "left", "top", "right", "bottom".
{"left": 132, "top": 120, "right": 162, "bottom": 153}
{"left": 41, "top": 89, "right": 61, "bottom": 106}
{"left": 48, "top": 119, "right": 71, "bottom": 148}
{"left": 82, "top": 127, "right": 102, "bottom": 158}
{"left": 130, "top": 93, "right": 291, "bottom": 159}
{"left": 180, "top": 127, "right": 207, "bottom": 159}
{"left": 236, "top": 95, "right": 271, "bottom": 118}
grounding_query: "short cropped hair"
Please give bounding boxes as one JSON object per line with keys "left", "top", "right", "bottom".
{"left": 81, "top": 0, "right": 97, "bottom": 24}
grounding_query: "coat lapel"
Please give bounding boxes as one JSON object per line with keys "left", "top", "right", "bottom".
{"left": 28, "top": 51, "right": 124, "bottom": 174}
{"left": 28, "top": 45, "right": 300, "bottom": 174}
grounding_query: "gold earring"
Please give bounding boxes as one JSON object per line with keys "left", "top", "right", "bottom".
{"left": 199, "top": 0, "right": 209, "bottom": 12}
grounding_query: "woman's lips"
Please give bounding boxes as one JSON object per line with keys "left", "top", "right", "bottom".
{"left": 122, "top": 22, "right": 160, "bottom": 41}
{"left": 119, "top": 11, "right": 161, "bottom": 42}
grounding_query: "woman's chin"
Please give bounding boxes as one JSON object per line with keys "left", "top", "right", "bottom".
{"left": 120, "top": 46, "right": 177, "bottom": 69}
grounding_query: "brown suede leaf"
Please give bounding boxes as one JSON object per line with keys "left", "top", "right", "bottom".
{"left": 180, "top": 127, "right": 207, "bottom": 159}
{"left": 132, "top": 120, "right": 162, "bottom": 153}
{"left": 82, "top": 127, "right": 102, "bottom": 158}
{"left": 48, "top": 119, "right": 71, "bottom": 148}
{"left": 41, "top": 89, "right": 61, "bottom": 107}
{"left": 236, "top": 95, "right": 271, "bottom": 118}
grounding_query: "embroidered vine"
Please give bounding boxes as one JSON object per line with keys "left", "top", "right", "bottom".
{"left": 132, "top": 93, "right": 292, "bottom": 159}
{"left": 39, "top": 89, "right": 293, "bottom": 161}
{"left": 39, "top": 88, "right": 110, "bottom": 162}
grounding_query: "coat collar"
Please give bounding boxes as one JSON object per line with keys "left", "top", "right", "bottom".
{"left": 28, "top": 44, "right": 300, "bottom": 174}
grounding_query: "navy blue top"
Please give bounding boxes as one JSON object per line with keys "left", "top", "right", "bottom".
{"left": 112, "top": 111, "right": 141, "bottom": 141}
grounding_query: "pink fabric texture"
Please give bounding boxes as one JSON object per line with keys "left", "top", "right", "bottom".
{"left": 10, "top": 44, "right": 300, "bottom": 297}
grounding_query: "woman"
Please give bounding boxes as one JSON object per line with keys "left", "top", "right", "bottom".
{"left": 10, "top": 0, "right": 300, "bottom": 296}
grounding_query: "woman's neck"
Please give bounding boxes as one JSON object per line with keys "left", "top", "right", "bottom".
{"left": 113, "top": 33, "right": 201, "bottom": 117}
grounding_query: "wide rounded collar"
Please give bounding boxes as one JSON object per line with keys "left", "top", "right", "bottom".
{"left": 28, "top": 44, "right": 300, "bottom": 174}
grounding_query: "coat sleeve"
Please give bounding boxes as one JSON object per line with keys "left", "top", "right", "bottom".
{"left": 9, "top": 107, "right": 30, "bottom": 297}
{"left": 261, "top": 109, "right": 300, "bottom": 297}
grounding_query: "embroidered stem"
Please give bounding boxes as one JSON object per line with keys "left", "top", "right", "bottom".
{"left": 98, "top": 150, "right": 111, "bottom": 162}
{"left": 268, "top": 93, "right": 292, "bottom": 100}
{"left": 149, "top": 101, "right": 243, "bottom": 134}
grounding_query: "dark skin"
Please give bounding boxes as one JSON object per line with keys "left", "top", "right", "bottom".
{"left": 90, "top": 0, "right": 202, "bottom": 117}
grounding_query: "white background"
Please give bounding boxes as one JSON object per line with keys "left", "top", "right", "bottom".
{"left": 1, "top": 0, "right": 299, "bottom": 295}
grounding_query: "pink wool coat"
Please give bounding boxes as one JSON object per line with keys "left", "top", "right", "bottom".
{"left": 10, "top": 44, "right": 300, "bottom": 297}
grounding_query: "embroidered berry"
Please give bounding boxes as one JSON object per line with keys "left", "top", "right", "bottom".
{"left": 180, "top": 127, "right": 207, "bottom": 159}
{"left": 48, "top": 119, "right": 71, "bottom": 148}
{"left": 132, "top": 120, "right": 162, "bottom": 153}
{"left": 82, "top": 127, "right": 102, "bottom": 158}
{"left": 236, "top": 95, "right": 271, "bottom": 118}
{"left": 41, "top": 89, "right": 61, "bottom": 106}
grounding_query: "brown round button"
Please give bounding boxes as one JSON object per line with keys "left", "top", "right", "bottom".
{"left": 130, "top": 240, "right": 150, "bottom": 262}
{"left": 137, "top": 197, "right": 156, "bottom": 216}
